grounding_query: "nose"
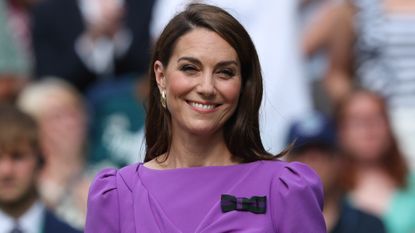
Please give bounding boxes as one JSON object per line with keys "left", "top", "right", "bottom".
{"left": 197, "top": 73, "right": 216, "bottom": 98}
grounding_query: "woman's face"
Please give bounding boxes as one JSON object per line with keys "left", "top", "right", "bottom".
{"left": 154, "top": 28, "right": 241, "bottom": 137}
{"left": 339, "top": 94, "right": 391, "bottom": 163}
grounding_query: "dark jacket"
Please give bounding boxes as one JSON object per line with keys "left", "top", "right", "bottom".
{"left": 31, "top": 0, "right": 154, "bottom": 92}
{"left": 331, "top": 200, "right": 386, "bottom": 233}
{"left": 44, "top": 210, "right": 82, "bottom": 233}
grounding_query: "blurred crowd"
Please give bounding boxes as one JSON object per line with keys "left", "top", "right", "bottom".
{"left": 0, "top": 0, "right": 414, "bottom": 232}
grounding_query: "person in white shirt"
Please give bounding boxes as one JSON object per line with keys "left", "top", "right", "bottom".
{"left": 0, "top": 105, "right": 80, "bottom": 233}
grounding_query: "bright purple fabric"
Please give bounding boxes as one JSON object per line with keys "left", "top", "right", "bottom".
{"left": 85, "top": 160, "right": 326, "bottom": 233}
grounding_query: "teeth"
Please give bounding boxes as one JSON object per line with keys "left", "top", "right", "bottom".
{"left": 190, "top": 102, "right": 215, "bottom": 110}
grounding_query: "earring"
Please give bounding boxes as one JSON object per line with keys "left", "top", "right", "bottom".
{"left": 160, "top": 91, "right": 167, "bottom": 108}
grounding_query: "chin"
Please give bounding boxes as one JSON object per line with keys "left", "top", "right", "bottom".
{"left": 0, "top": 193, "right": 22, "bottom": 204}
{"left": 187, "top": 125, "right": 221, "bottom": 136}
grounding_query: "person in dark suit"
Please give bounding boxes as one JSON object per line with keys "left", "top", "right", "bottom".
{"left": 0, "top": 104, "right": 81, "bottom": 233}
{"left": 31, "top": 0, "right": 154, "bottom": 93}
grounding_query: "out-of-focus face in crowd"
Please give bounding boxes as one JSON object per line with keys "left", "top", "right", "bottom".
{"left": 17, "top": 80, "right": 87, "bottom": 159}
{"left": 0, "top": 141, "right": 38, "bottom": 206}
{"left": 0, "top": 106, "right": 40, "bottom": 210}
{"left": 338, "top": 92, "right": 391, "bottom": 163}
{"left": 36, "top": 89, "right": 86, "bottom": 157}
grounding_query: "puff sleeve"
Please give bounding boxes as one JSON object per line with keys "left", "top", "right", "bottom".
{"left": 85, "top": 168, "right": 120, "bottom": 233}
{"left": 271, "top": 162, "right": 327, "bottom": 233}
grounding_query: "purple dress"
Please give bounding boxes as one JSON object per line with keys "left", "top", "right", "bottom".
{"left": 85, "top": 160, "right": 326, "bottom": 233}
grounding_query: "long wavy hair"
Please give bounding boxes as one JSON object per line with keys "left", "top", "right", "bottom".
{"left": 144, "top": 3, "right": 282, "bottom": 163}
{"left": 335, "top": 89, "right": 409, "bottom": 189}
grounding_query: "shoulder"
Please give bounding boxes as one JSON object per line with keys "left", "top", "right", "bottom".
{"left": 44, "top": 210, "right": 82, "bottom": 233}
{"left": 88, "top": 163, "right": 139, "bottom": 195}
{"left": 85, "top": 164, "right": 139, "bottom": 233}
{"left": 87, "top": 168, "right": 119, "bottom": 199}
{"left": 259, "top": 160, "right": 323, "bottom": 190}
{"left": 261, "top": 160, "right": 326, "bottom": 232}
{"left": 257, "top": 160, "right": 324, "bottom": 210}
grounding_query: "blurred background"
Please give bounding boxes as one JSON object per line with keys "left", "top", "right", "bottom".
{"left": 0, "top": 0, "right": 414, "bottom": 232}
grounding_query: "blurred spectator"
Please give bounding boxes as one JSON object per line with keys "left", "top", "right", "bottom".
{"left": 17, "top": 78, "right": 90, "bottom": 230}
{"left": 0, "top": 104, "right": 81, "bottom": 233}
{"left": 286, "top": 111, "right": 386, "bottom": 233}
{"left": 335, "top": 90, "right": 415, "bottom": 233}
{"left": 151, "top": 0, "right": 312, "bottom": 154}
{"left": 31, "top": 0, "right": 155, "bottom": 93}
{"left": 87, "top": 75, "right": 147, "bottom": 167}
{"left": 325, "top": 0, "right": 415, "bottom": 169}
{"left": 0, "top": 0, "right": 34, "bottom": 103}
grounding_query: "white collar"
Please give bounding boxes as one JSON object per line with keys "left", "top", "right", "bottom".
{"left": 78, "top": 0, "right": 125, "bottom": 24}
{"left": 0, "top": 201, "right": 45, "bottom": 233}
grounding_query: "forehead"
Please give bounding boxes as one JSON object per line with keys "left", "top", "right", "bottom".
{"left": 345, "top": 94, "right": 382, "bottom": 115}
{"left": 170, "top": 28, "right": 238, "bottom": 64}
{"left": 0, "top": 139, "right": 35, "bottom": 155}
{"left": 38, "top": 90, "right": 80, "bottom": 114}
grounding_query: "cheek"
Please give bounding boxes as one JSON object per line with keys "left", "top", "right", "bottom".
{"left": 220, "top": 80, "right": 241, "bottom": 104}
{"left": 16, "top": 160, "right": 38, "bottom": 181}
{"left": 165, "top": 73, "right": 193, "bottom": 98}
{"left": 19, "top": 159, "right": 37, "bottom": 171}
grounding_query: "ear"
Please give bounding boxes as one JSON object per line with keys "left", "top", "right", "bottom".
{"left": 154, "top": 60, "right": 166, "bottom": 92}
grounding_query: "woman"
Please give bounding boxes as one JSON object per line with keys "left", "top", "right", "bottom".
{"left": 85, "top": 3, "right": 326, "bottom": 232}
{"left": 335, "top": 90, "right": 415, "bottom": 233}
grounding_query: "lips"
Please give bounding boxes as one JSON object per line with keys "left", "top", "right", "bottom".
{"left": 186, "top": 100, "right": 220, "bottom": 111}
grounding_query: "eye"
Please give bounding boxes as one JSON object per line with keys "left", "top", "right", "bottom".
{"left": 11, "top": 152, "right": 26, "bottom": 161}
{"left": 217, "top": 68, "right": 236, "bottom": 79}
{"left": 179, "top": 64, "right": 198, "bottom": 74}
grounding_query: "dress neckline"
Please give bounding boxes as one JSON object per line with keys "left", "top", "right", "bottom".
{"left": 139, "top": 160, "right": 263, "bottom": 173}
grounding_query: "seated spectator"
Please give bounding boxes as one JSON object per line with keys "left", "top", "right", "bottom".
{"left": 335, "top": 90, "right": 415, "bottom": 233}
{"left": 17, "top": 78, "right": 90, "bottom": 230}
{"left": 286, "top": 111, "right": 386, "bottom": 233}
{"left": 31, "top": 0, "right": 155, "bottom": 93}
{"left": 0, "top": 104, "right": 81, "bottom": 233}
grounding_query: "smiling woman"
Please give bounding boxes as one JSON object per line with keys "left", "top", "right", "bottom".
{"left": 145, "top": 3, "right": 270, "bottom": 165}
{"left": 153, "top": 28, "right": 242, "bottom": 149}
{"left": 85, "top": 3, "right": 327, "bottom": 233}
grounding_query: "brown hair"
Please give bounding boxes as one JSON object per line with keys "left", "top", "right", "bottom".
{"left": 0, "top": 104, "right": 43, "bottom": 166}
{"left": 334, "top": 89, "right": 409, "bottom": 189}
{"left": 145, "top": 3, "right": 278, "bottom": 162}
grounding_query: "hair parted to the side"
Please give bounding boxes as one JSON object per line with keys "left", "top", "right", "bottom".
{"left": 145, "top": 3, "right": 283, "bottom": 162}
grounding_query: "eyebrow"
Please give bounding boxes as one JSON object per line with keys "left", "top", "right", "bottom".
{"left": 177, "top": 57, "right": 239, "bottom": 67}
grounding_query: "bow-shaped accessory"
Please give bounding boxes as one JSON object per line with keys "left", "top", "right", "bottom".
{"left": 220, "top": 194, "right": 266, "bottom": 214}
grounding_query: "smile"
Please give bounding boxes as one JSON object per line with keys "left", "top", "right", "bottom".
{"left": 187, "top": 101, "right": 219, "bottom": 111}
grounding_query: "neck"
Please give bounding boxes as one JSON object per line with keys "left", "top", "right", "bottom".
{"left": 0, "top": 188, "right": 38, "bottom": 219}
{"left": 160, "top": 129, "right": 238, "bottom": 169}
{"left": 355, "top": 161, "right": 385, "bottom": 175}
